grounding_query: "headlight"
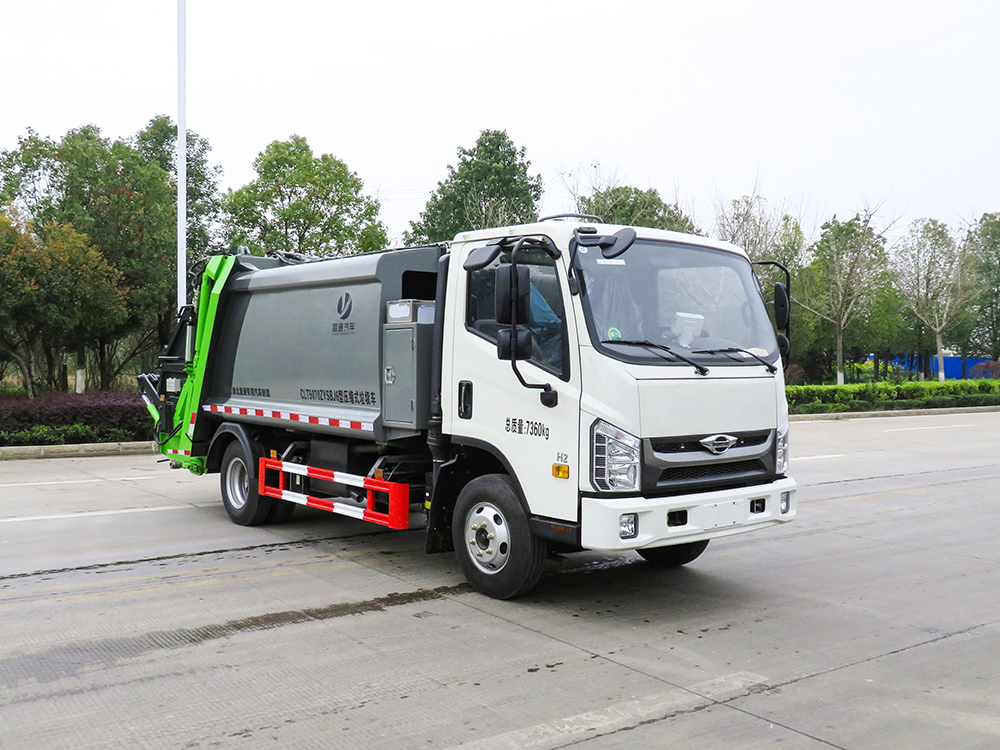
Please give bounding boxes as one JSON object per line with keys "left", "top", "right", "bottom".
{"left": 592, "top": 420, "right": 641, "bottom": 492}
{"left": 776, "top": 419, "right": 789, "bottom": 475}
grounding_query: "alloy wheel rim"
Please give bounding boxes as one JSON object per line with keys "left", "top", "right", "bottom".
{"left": 225, "top": 457, "right": 249, "bottom": 510}
{"left": 463, "top": 502, "right": 511, "bottom": 574}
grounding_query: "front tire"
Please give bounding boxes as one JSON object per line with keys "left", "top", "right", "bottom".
{"left": 220, "top": 441, "right": 273, "bottom": 526}
{"left": 452, "top": 475, "right": 546, "bottom": 599}
{"left": 636, "top": 540, "right": 709, "bottom": 567}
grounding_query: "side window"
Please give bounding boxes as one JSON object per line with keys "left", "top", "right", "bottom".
{"left": 466, "top": 247, "right": 566, "bottom": 377}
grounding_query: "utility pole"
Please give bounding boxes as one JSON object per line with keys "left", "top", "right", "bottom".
{"left": 177, "top": 0, "right": 187, "bottom": 313}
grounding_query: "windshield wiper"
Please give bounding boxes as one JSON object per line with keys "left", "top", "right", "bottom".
{"left": 692, "top": 347, "right": 777, "bottom": 374}
{"left": 600, "top": 339, "right": 709, "bottom": 376}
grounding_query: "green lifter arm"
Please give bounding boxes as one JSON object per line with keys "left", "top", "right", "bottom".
{"left": 138, "top": 255, "right": 238, "bottom": 474}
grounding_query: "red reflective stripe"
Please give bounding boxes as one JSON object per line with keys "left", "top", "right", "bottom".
{"left": 306, "top": 496, "right": 335, "bottom": 512}
{"left": 209, "top": 407, "right": 371, "bottom": 432}
{"left": 306, "top": 466, "right": 337, "bottom": 483}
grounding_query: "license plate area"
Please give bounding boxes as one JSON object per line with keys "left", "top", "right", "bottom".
{"left": 705, "top": 500, "right": 743, "bottom": 529}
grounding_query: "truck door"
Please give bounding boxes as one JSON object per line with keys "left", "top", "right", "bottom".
{"left": 445, "top": 239, "right": 582, "bottom": 524}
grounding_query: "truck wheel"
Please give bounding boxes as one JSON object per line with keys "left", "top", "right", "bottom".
{"left": 220, "top": 441, "right": 273, "bottom": 526}
{"left": 452, "top": 474, "right": 546, "bottom": 599}
{"left": 637, "top": 540, "right": 709, "bottom": 567}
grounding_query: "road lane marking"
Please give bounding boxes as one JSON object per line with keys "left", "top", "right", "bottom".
{"left": 447, "top": 673, "right": 768, "bottom": 750}
{"left": 881, "top": 424, "right": 972, "bottom": 433}
{"left": 792, "top": 454, "right": 846, "bottom": 461}
{"left": 0, "top": 504, "right": 215, "bottom": 524}
{"left": 0, "top": 476, "right": 158, "bottom": 488}
{"left": 451, "top": 689, "right": 705, "bottom": 750}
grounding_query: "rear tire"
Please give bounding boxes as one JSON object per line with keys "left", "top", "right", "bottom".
{"left": 452, "top": 474, "right": 546, "bottom": 599}
{"left": 220, "top": 441, "right": 273, "bottom": 526}
{"left": 636, "top": 540, "right": 709, "bottom": 567}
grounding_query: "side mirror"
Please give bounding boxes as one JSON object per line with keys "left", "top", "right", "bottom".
{"left": 497, "top": 328, "right": 533, "bottom": 360}
{"left": 601, "top": 228, "right": 638, "bottom": 258}
{"left": 495, "top": 264, "right": 530, "bottom": 325}
{"left": 774, "top": 282, "right": 790, "bottom": 331}
{"left": 463, "top": 240, "right": 504, "bottom": 271}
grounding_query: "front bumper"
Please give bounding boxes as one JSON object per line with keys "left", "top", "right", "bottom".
{"left": 580, "top": 477, "right": 796, "bottom": 550}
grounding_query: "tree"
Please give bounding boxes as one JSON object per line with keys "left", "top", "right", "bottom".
{"left": 0, "top": 215, "right": 125, "bottom": 397}
{"left": 796, "top": 211, "right": 890, "bottom": 385}
{"left": 714, "top": 190, "right": 804, "bottom": 265}
{"left": 1, "top": 125, "right": 176, "bottom": 387}
{"left": 224, "top": 135, "right": 387, "bottom": 257}
{"left": 844, "top": 280, "right": 906, "bottom": 382}
{"left": 135, "top": 115, "right": 223, "bottom": 262}
{"left": 561, "top": 163, "right": 700, "bottom": 234}
{"left": 891, "top": 218, "right": 979, "bottom": 382}
{"left": 967, "top": 213, "right": 1000, "bottom": 362}
{"left": 405, "top": 130, "right": 542, "bottom": 244}
{"left": 578, "top": 185, "right": 699, "bottom": 233}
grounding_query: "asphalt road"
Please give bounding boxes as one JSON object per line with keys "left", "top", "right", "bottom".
{"left": 1, "top": 411, "right": 998, "bottom": 749}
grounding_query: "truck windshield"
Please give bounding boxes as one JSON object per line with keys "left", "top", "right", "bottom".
{"left": 577, "top": 239, "right": 779, "bottom": 368}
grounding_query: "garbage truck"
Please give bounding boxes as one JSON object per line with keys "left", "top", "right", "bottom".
{"left": 140, "top": 217, "right": 796, "bottom": 599}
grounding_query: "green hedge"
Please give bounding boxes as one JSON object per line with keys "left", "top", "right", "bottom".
{"left": 786, "top": 380, "right": 1000, "bottom": 414}
{"left": 0, "top": 423, "right": 139, "bottom": 446}
{"left": 0, "top": 392, "right": 150, "bottom": 444}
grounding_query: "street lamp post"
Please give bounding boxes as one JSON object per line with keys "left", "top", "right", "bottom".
{"left": 177, "top": 0, "right": 187, "bottom": 313}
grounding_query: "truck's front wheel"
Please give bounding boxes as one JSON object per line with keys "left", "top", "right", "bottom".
{"left": 452, "top": 475, "right": 546, "bottom": 599}
{"left": 220, "top": 441, "right": 273, "bottom": 526}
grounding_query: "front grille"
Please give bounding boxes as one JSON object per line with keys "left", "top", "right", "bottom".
{"left": 659, "top": 459, "right": 766, "bottom": 484}
{"left": 650, "top": 431, "right": 769, "bottom": 455}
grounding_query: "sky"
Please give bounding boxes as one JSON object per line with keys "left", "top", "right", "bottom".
{"left": 4, "top": 0, "right": 999, "bottom": 246}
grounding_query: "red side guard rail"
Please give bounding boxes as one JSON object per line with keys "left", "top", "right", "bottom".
{"left": 258, "top": 458, "right": 410, "bottom": 529}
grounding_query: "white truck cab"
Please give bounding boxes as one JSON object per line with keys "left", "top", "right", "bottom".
{"left": 437, "top": 219, "right": 795, "bottom": 594}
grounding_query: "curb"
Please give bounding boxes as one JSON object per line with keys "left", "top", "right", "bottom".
{"left": 0, "top": 441, "right": 157, "bottom": 461}
{"left": 789, "top": 405, "right": 1000, "bottom": 421}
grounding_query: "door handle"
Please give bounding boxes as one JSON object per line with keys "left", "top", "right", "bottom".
{"left": 458, "top": 380, "right": 473, "bottom": 419}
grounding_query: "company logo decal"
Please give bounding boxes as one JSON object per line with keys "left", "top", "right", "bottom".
{"left": 700, "top": 434, "right": 738, "bottom": 454}
{"left": 337, "top": 292, "right": 353, "bottom": 320}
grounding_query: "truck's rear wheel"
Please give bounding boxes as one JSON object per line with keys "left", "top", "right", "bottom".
{"left": 452, "top": 474, "right": 546, "bottom": 599}
{"left": 220, "top": 441, "right": 273, "bottom": 526}
{"left": 636, "top": 540, "right": 709, "bottom": 567}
